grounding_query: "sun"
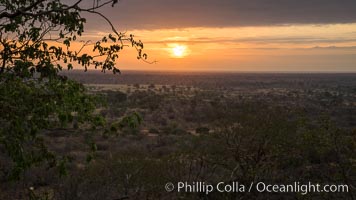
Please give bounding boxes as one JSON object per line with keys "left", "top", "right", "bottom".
{"left": 171, "top": 44, "right": 187, "bottom": 58}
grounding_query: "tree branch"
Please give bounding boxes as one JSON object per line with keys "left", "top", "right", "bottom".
{"left": 0, "top": 0, "right": 46, "bottom": 19}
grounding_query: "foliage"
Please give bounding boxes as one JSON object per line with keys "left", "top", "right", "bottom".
{"left": 52, "top": 101, "right": 355, "bottom": 199}
{"left": 195, "top": 126, "right": 210, "bottom": 134}
{"left": 0, "top": 0, "right": 150, "bottom": 76}
{"left": 0, "top": 0, "right": 148, "bottom": 180}
{"left": 0, "top": 69, "right": 104, "bottom": 180}
{"left": 107, "top": 112, "right": 143, "bottom": 136}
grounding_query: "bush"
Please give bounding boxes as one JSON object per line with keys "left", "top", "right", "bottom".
{"left": 195, "top": 127, "right": 210, "bottom": 134}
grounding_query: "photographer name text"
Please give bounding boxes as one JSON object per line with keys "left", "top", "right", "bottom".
{"left": 165, "top": 181, "right": 349, "bottom": 195}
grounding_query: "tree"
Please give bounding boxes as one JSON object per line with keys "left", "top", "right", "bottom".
{"left": 0, "top": 0, "right": 146, "bottom": 180}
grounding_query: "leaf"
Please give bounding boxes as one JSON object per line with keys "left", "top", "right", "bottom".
{"left": 108, "top": 34, "right": 116, "bottom": 42}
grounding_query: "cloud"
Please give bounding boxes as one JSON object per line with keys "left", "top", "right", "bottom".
{"left": 143, "top": 36, "right": 356, "bottom": 45}
{"left": 310, "top": 46, "right": 356, "bottom": 49}
{"left": 88, "top": 0, "right": 356, "bottom": 29}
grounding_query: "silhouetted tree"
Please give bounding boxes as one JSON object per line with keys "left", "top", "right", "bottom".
{"left": 0, "top": 0, "right": 146, "bottom": 180}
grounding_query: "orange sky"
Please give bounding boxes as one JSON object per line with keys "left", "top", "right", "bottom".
{"left": 71, "top": 0, "right": 356, "bottom": 72}
{"left": 73, "top": 24, "right": 356, "bottom": 72}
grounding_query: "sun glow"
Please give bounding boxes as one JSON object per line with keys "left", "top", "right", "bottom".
{"left": 171, "top": 44, "right": 187, "bottom": 58}
{"left": 106, "top": 24, "right": 356, "bottom": 71}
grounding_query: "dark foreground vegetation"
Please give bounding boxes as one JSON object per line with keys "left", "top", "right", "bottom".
{"left": 1, "top": 71, "right": 355, "bottom": 199}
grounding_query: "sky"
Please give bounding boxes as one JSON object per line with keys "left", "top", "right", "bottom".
{"left": 78, "top": 0, "right": 356, "bottom": 72}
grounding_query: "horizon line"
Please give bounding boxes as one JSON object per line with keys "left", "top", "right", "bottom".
{"left": 64, "top": 69, "right": 356, "bottom": 74}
